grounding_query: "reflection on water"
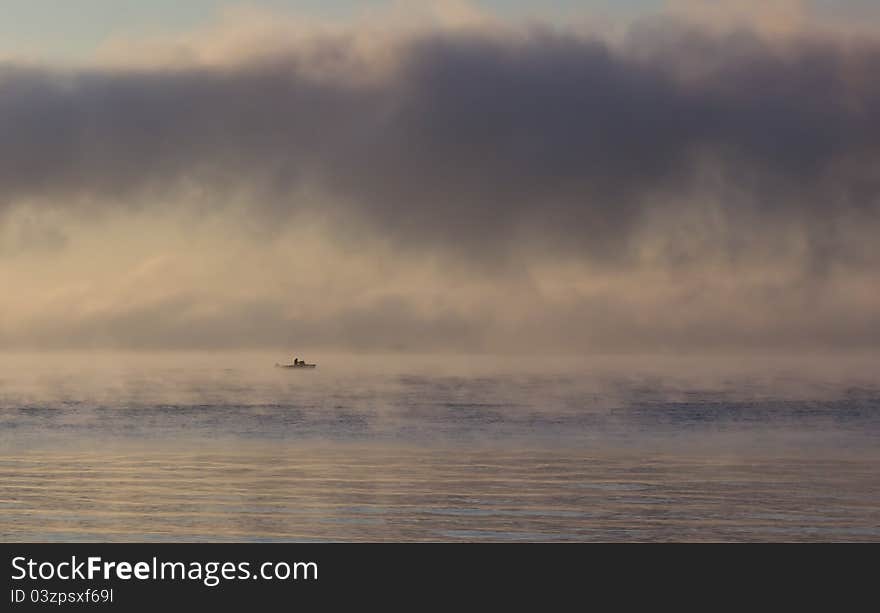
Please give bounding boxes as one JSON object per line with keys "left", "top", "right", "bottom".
{"left": 0, "top": 354, "right": 878, "bottom": 541}
{"left": 2, "top": 447, "right": 878, "bottom": 541}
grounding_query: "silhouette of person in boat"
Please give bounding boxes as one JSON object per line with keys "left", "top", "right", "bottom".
{"left": 284, "top": 358, "right": 315, "bottom": 369}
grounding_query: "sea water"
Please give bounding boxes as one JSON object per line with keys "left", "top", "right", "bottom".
{"left": 1, "top": 353, "right": 878, "bottom": 541}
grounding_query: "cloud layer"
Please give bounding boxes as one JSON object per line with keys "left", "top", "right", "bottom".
{"left": 1, "top": 10, "right": 879, "bottom": 352}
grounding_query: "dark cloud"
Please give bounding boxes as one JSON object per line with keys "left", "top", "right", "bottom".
{"left": 1, "top": 21, "right": 880, "bottom": 268}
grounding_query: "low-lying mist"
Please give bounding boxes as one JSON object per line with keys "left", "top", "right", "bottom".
{"left": 1, "top": 352, "right": 877, "bottom": 455}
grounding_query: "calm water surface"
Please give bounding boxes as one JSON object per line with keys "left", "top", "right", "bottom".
{"left": 1, "top": 354, "right": 878, "bottom": 541}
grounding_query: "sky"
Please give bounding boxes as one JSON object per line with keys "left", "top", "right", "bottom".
{"left": 0, "top": 1, "right": 591, "bottom": 59}
{"left": 2, "top": 0, "right": 878, "bottom": 61}
{"left": 0, "top": 0, "right": 879, "bottom": 353}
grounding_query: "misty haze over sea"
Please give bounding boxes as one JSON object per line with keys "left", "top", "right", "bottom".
{"left": 2, "top": 1, "right": 880, "bottom": 543}
{"left": 1, "top": 353, "right": 877, "bottom": 541}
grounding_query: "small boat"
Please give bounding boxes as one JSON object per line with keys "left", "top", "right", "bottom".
{"left": 275, "top": 361, "right": 317, "bottom": 369}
